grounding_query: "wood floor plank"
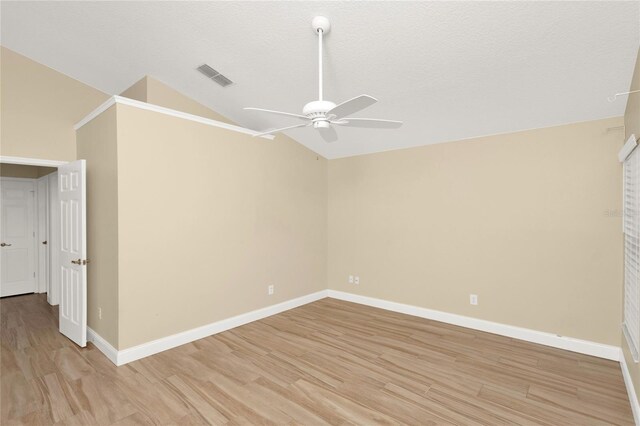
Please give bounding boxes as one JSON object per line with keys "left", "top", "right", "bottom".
{"left": 66, "top": 373, "right": 137, "bottom": 424}
{"left": 0, "top": 293, "right": 634, "bottom": 425}
{"left": 1, "top": 372, "right": 41, "bottom": 422}
{"left": 527, "top": 384, "right": 631, "bottom": 425}
{"left": 164, "top": 375, "right": 229, "bottom": 424}
{"left": 34, "top": 372, "right": 76, "bottom": 423}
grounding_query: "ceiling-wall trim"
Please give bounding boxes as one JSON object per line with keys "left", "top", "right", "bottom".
{"left": 73, "top": 95, "right": 275, "bottom": 140}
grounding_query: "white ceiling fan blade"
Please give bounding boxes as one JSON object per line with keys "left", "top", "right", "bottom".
{"left": 318, "top": 126, "right": 338, "bottom": 143}
{"left": 327, "top": 95, "right": 378, "bottom": 119}
{"left": 253, "top": 123, "right": 310, "bottom": 138}
{"left": 244, "top": 107, "right": 309, "bottom": 121}
{"left": 332, "top": 118, "right": 403, "bottom": 129}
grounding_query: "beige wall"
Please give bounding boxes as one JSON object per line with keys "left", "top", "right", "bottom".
{"left": 623, "top": 46, "right": 640, "bottom": 408}
{"left": 328, "top": 117, "right": 624, "bottom": 346}
{"left": 6, "top": 46, "right": 629, "bottom": 365}
{"left": 0, "top": 163, "right": 56, "bottom": 178}
{"left": 114, "top": 104, "right": 327, "bottom": 349}
{"left": 119, "top": 75, "right": 232, "bottom": 124}
{"left": 76, "top": 105, "right": 119, "bottom": 347}
{"left": 119, "top": 76, "right": 147, "bottom": 103}
{"left": 1, "top": 47, "right": 109, "bottom": 161}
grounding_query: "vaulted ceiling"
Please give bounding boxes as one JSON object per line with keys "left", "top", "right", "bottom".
{"left": 2, "top": 1, "right": 638, "bottom": 158}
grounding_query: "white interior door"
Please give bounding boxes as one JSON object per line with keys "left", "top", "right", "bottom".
{"left": 58, "top": 160, "right": 87, "bottom": 347}
{"left": 1, "top": 179, "right": 37, "bottom": 297}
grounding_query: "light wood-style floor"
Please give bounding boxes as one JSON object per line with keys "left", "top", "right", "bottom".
{"left": 0, "top": 293, "right": 634, "bottom": 425}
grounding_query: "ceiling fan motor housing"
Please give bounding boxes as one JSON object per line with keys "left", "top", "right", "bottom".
{"left": 303, "top": 100, "right": 336, "bottom": 123}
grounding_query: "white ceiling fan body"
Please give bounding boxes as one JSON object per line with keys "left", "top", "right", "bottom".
{"left": 245, "top": 16, "right": 402, "bottom": 142}
{"left": 302, "top": 101, "right": 336, "bottom": 128}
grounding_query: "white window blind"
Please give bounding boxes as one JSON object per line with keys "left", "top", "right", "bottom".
{"left": 624, "top": 145, "right": 640, "bottom": 362}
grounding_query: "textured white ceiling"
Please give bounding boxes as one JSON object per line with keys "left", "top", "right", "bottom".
{"left": 2, "top": 1, "right": 638, "bottom": 159}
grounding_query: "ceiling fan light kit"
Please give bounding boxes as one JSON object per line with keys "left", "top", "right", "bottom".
{"left": 245, "top": 16, "right": 402, "bottom": 143}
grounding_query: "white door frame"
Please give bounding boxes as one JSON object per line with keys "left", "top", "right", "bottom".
{"left": 1, "top": 156, "right": 68, "bottom": 300}
{"left": 36, "top": 175, "right": 49, "bottom": 294}
{"left": 47, "top": 172, "right": 60, "bottom": 306}
{"left": 1, "top": 156, "right": 68, "bottom": 168}
{"left": 0, "top": 177, "right": 37, "bottom": 297}
{"left": 0, "top": 156, "right": 74, "bottom": 316}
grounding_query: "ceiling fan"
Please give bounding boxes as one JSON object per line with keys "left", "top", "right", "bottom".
{"left": 245, "top": 16, "right": 403, "bottom": 143}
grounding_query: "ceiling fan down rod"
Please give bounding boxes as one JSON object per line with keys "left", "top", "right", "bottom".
{"left": 312, "top": 16, "right": 331, "bottom": 102}
{"left": 318, "top": 27, "right": 323, "bottom": 101}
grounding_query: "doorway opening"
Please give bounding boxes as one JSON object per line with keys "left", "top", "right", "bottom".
{"left": 0, "top": 156, "right": 87, "bottom": 347}
{"left": 1, "top": 165, "right": 57, "bottom": 300}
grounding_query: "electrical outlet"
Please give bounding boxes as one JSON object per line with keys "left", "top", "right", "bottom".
{"left": 354, "top": 276, "right": 360, "bottom": 285}
{"left": 348, "top": 275, "right": 354, "bottom": 284}
{"left": 268, "top": 285, "right": 274, "bottom": 296}
{"left": 98, "top": 307, "right": 102, "bottom": 320}
{"left": 470, "top": 294, "right": 478, "bottom": 305}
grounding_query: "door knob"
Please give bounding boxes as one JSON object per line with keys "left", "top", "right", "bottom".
{"left": 42, "top": 241, "right": 47, "bottom": 245}
{"left": 71, "top": 259, "right": 82, "bottom": 265}
{"left": 0, "top": 243, "right": 12, "bottom": 247}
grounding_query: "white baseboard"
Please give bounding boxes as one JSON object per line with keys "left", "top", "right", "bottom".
{"left": 621, "top": 348, "right": 640, "bottom": 425}
{"left": 88, "top": 288, "right": 620, "bottom": 366}
{"left": 87, "top": 287, "right": 636, "bottom": 419}
{"left": 327, "top": 290, "right": 621, "bottom": 361}
{"left": 88, "top": 290, "right": 328, "bottom": 366}
{"left": 86, "top": 327, "right": 119, "bottom": 365}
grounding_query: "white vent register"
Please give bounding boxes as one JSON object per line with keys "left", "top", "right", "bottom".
{"left": 197, "top": 64, "right": 233, "bottom": 87}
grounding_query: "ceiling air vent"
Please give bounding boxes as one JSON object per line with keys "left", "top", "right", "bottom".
{"left": 197, "top": 64, "right": 233, "bottom": 87}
